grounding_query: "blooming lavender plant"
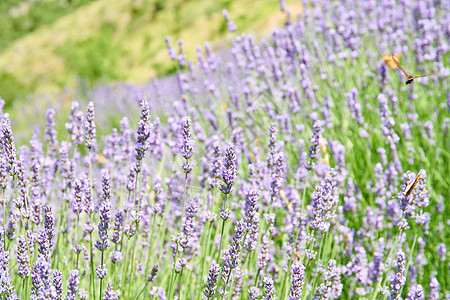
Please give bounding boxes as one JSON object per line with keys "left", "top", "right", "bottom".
{"left": 0, "top": 0, "right": 447, "bottom": 299}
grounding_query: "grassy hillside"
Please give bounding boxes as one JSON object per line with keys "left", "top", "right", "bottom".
{"left": 0, "top": 0, "right": 301, "bottom": 103}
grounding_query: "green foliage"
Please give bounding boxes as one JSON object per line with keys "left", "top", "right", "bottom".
{"left": 0, "top": 0, "right": 95, "bottom": 51}
{"left": 56, "top": 23, "right": 122, "bottom": 84}
{"left": 0, "top": 72, "right": 29, "bottom": 106}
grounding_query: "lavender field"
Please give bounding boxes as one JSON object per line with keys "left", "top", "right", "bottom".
{"left": 1, "top": 0, "right": 449, "bottom": 299}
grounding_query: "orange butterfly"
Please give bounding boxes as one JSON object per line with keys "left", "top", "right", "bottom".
{"left": 403, "top": 173, "right": 422, "bottom": 197}
{"left": 390, "top": 54, "right": 440, "bottom": 85}
{"left": 383, "top": 53, "right": 402, "bottom": 69}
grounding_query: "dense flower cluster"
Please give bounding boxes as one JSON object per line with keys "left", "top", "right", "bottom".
{"left": 0, "top": 0, "right": 447, "bottom": 299}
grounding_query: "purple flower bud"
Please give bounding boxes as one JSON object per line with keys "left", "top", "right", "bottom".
{"left": 16, "top": 235, "right": 31, "bottom": 278}
{"left": 207, "top": 144, "right": 222, "bottom": 189}
{"left": 437, "top": 243, "right": 447, "bottom": 261}
{"left": 103, "top": 282, "right": 120, "bottom": 300}
{"left": 95, "top": 264, "right": 107, "bottom": 279}
{"left": 204, "top": 263, "right": 220, "bottom": 299}
{"left": 45, "top": 108, "right": 58, "bottom": 156}
{"left": 220, "top": 146, "right": 237, "bottom": 194}
{"left": 389, "top": 250, "right": 406, "bottom": 299}
{"left": 134, "top": 99, "right": 152, "bottom": 163}
{"left": 66, "top": 270, "right": 80, "bottom": 300}
{"left": 95, "top": 187, "right": 111, "bottom": 252}
{"left": 53, "top": 269, "right": 63, "bottom": 300}
{"left": 248, "top": 286, "right": 260, "bottom": 300}
{"left": 0, "top": 239, "right": 17, "bottom": 299}
{"left": 222, "top": 220, "right": 246, "bottom": 270}
{"left": 111, "top": 210, "right": 124, "bottom": 245}
{"left": 263, "top": 276, "right": 277, "bottom": 300}
{"left": 306, "top": 121, "right": 322, "bottom": 170}
{"left": 288, "top": 262, "right": 306, "bottom": 300}
{"left": 85, "top": 101, "right": 96, "bottom": 150}
{"left": 147, "top": 264, "right": 159, "bottom": 282}
{"left": 180, "top": 117, "right": 194, "bottom": 173}
{"left": 1, "top": 114, "right": 17, "bottom": 175}
{"left": 258, "top": 235, "right": 270, "bottom": 270}
{"left": 72, "top": 179, "right": 84, "bottom": 215}
{"left": 244, "top": 189, "right": 260, "bottom": 251}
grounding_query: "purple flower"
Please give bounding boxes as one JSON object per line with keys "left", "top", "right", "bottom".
{"left": 306, "top": 120, "right": 322, "bottom": 170}
{"left": 85, "top": 101, "right": 96, "bottom": 150}
{"left": 53, "top": 269, "right": 63, "bottom": 300}
{"left": 222, "top": 220, "right": 246, "bottom": 270}
{"left": 5, "top": 210, "right": 19, "bottom": 240}
{"left": 268, "top": 123, "right": 278, "bottom": 169}
{"left": 258, "top": 235, "right": 270, "bottom": 270}
{"left": 103, "top": 282, "right": 120, "bottom": 300}
{"left": 220, "top": 146, "right": 237, "bottom": 195}
{"left": 1, "top": 113, "right": 16, "bottom": 175}
{"left": 406, "top": 284, "right": 424, "bottom": 300}
{"left": 16, "top": 235, "right": 31, "bottom": 278}
{"left": 147, "top": 264, "right": 159, "bottom": 282}
{"left": 14, "top": 157, "right": 28, "bottom": 209}
{"left": 110, "top": 250, "right": 123, "bottom": 264}
{"left": 263, "top": 276, "right": 277, "bottom": 300}
{"left": 95, "top": 173, "right": 111, "bottom": 252}
{"left": 45, "top": 108, "right": 58, "bottom": 156}
{"left": 66, "top": 270, "right": 80, "bottom": 300}
{"left": 203, "top": 263, "right": 220, "bottom": 299}
{"left": 428, "top": 276, "right": 440, "bottom": 300}
{"left": 72, "top": 179, "right": 84, "bottom": 215}
{"left": 223, "top": 9, "right": 237, "bottom": 32}
{"left": 181, "top": 199, "right": 198, "bottom": 249}
{"left": 248, "top": 286, "right": 260, "bottom": 300}
{"left": 208, "top": 144, "right": 222, "bottom": 189}
{"left": 244, "top": 189, "right": 260, "bottom": 251}
{"left": 437, "top": 243, "right": 447, "bottom": 261}
{"left": 96, "top": 264, "right": 107, "bottom": 279}
{"left": 134, "top": 99, "right": 152, "bottom": 167}
{"left": 111, "top": 210, "right": 124, "bottom": 245}
{"left": 389, "top": 250, "right": 406, "bottom": 300}
{"left": 180, "top": 117, "right": 194, "bottom": 173}
{"left": 270, "top": 153, "right": 285, "bottom": 209}
{"left": 310, "top": 169, "right": 339, "bottom": 233}
{"left": 288, "top": 262, "right": 306, "bottom": 300}
{"left": 0, "top": 229, "right": 17, "bottom": 298}
{"left": 30, "top": 255, "right": 54, "bottom": 298}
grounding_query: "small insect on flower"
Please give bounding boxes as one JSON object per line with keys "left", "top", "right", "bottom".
{"left": 383, "top": 52, "right": 402, "bottom": 69}
{"left": 389, "top": 54, "right": 440, "bottom": 85}
{"left": 403, "top": 173, "right": 422, "bottom": 197}
{"left": 293, "top": 252, "right": 301, "bottom": 259}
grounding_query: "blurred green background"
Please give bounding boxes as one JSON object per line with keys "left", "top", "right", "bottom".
{"left": 0, "top": 0, "right": 301, "bottom": 105}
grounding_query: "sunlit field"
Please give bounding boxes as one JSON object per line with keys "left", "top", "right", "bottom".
{"left": 0, "top": 0, "right": 448, "bottom": 299}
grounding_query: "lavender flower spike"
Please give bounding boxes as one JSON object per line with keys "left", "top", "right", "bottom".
{"left": 180, "top": 116, "right": 194, "bottom": 173}
{"left": 1, "top": 113, "right": 17, "bottom": 175}
{"left": 66, "top": 270, "right": 80, "bottom": 300}
{"left": 263, "top": 276, "right": 278, "bottom": 300}
{"left": 220, "top": 145, "right": 237, "bottom": 195}
{"left": 203, "top": 263, "right": 220, "bottom": 299}
{"left": 288, "top": 262, "right": 306, "bottom": 300}
{"left": 85, "top": 101, "right": 96, "bottom": 150}
{"left": 389, "top": 250, "right": 406, "bottom": 300}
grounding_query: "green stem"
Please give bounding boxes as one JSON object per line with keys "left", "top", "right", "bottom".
{"left": 90, "top": 233, "right": 96, "bottom": 300}
{"left": 371, "top": 228, "right": 403, "bottom": 300}
{"left": 75, "top": 214, "right": 79, "bottom": 269}
{"left": 217, "top": 219, "right": 226, "bottom": 262}
{"left": 127, "top": 223, "right": 139, "bottom": 297}
{"left": 169, "top": 243, "right": 180, "bottom": 299}
{"left": 99, "top": 250, "right": 104, "bottom": 300}
{"left": 179, "top": 171, "right": 188, "bottom": 232}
